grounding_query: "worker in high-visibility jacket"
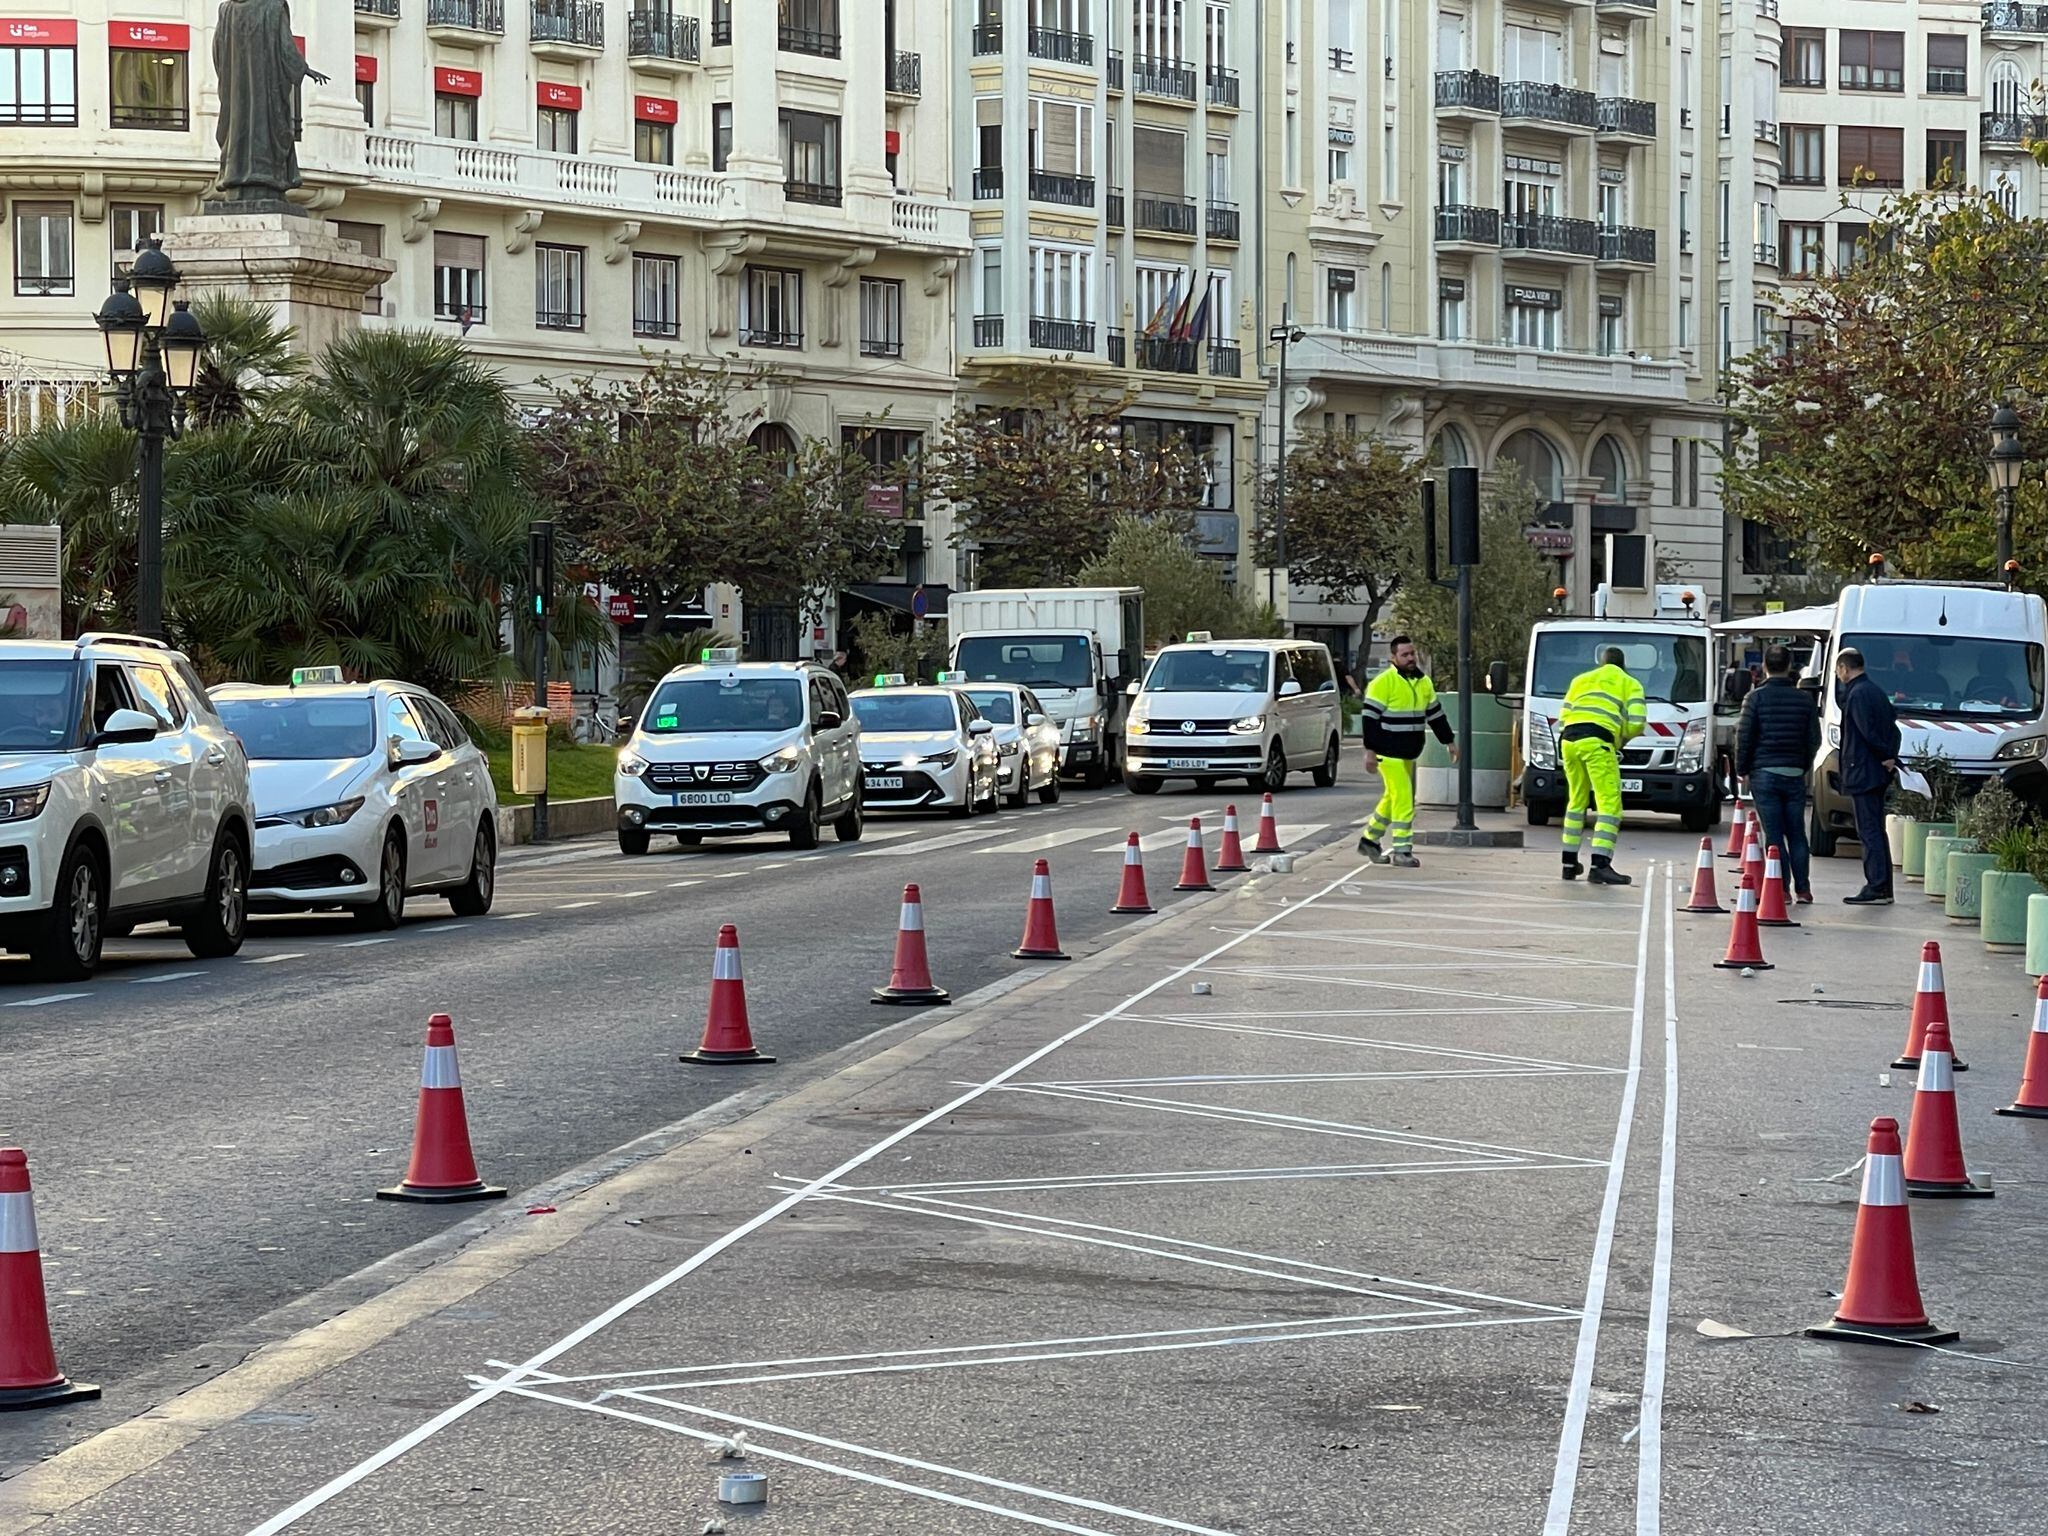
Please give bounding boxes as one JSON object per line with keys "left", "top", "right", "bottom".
{"left": 1558, "top": 646, "right": 1648, "bottom": 886}
{"left": 1359, "top": 635, "right": 1457, "bottom": 867}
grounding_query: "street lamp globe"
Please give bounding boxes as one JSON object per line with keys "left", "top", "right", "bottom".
{"left": 128, "top": 235, "right": 180, "bottom": 329}
{"left": 159, "top": 300, "right": 207, "bottom": 393}
{"left": 1989, "top": 402, "right": 2025, "bottom": 494}
{"left": 94, "top": 281, "right": 147, "bottom": 380}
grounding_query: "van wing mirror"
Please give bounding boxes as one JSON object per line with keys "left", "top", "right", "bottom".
{"left": 1720, "top": 667, "right": 1753, "bottom": 706}
{"left": 1485, "top": 660, "right": 1510, "bottom": 696}
{"left": 1278, "top": 679, "right": 1303, "bottom": 699}
{"left": 394, "top": 737, "right": 442, "bottom": 766}
{"left": 1126, "top": 680, "right": 1142, "bottom": 698}
{"left": 815, "top": 708, "right": 843, "bottom": 731}
{"left": 94, "top": 707, "right": 160, "bottom": 746}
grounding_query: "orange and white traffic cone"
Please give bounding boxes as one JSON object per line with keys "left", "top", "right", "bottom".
{"left": 1680, "top": 837, "right": 1726, "bottom": 914}
{"left": 1215, "top": 805, "right": 1250, "bottom": 873}
{"left": 379, "top": 1014, "right": 509, "bottom": 1201}
{"left": 1110, "top": 833, "right": 1155, "bottom": 915}
{"left": 1712, "top": 875, "right": 1772, "bottom": 971}
{"left": 1902, "top": 1018, "right": 1991, "bottom": 1198}
{"left": 1252, "top": 793, "right": 1284, "bottom": 854}
{"left": 0, "top": 1148, "right": 99, "bottom": 1410}
{"left": 1805, "top": 1117, "right": 1958, "bottom": 1345}
{"left": 873, "top": 883, "right": 950, "bottom": 1006}
{"left": 1893, "top": 941, "right": 1968, "bottom": 1072}
{"left": 682, "top": 925, "right": 778, "bottom": 1064}
{"left": 1741, "top": 821, "right": 1765, "bottom": 894}
{"left": 1174, "top": 819, "right": 1214, "bottom": 892}
{"left": 1995, "top": 975, "right": 2048, "bottom": 1119}
{"left": 1757, "top": 845, "right": 1799, "bottom": 927}
{"left": 1013, "top": 859, "right": 1069, "bottom": 960}
{"left": 1721, "top": 795, "right": 1749, "bottom": 860}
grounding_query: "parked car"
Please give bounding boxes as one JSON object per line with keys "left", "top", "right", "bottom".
{"left": 940, "top": 677, "right": 1062, "bottom": 806}
{"left": 851, "top": 678, "right": 1001, "bottom": 817}
{"left": 1124, "top": 636, "right": 1344, "bottom": 793}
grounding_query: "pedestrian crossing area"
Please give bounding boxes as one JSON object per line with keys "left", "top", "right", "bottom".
{"left": 854, "top": 812, "right": 1329, "bottom": 861}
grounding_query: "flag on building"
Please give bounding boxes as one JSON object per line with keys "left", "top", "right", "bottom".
{"left": 1142, "top": 273, "right": 1181, "bottom": 338}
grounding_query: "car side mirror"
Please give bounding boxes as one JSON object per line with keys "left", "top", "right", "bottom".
{"left": 1025, "top": 712, "right": 1048, "bottom": 727}
{"left": 1126, "top": 680, "right": 1142, "bottom": 698}
{"left": 1720, "top": 667, "right": 1753, "bottom": 706}
{"left": 94, "top": 707, "right": 160, "bottom": 746}
{"left": 393, "top": 737, "right": 441, "bottom": 767}
{"left": 1278, "top": 679, "right": 1303, "bottom": 698}
{"left": 617, "top": 713, "right": 636, "bottom": 734}
{"left": 1485, "top": 660, "right": 1510, "bottom": 695}
{"left": 1115, "top": 648, "right": 1133, "bottom": 678}
{"left": 968, "top": 719, "right": 995, "bottom": 737}
{"left": 1796, "top": 676, "right": 1822, "bottom": 696}
{"left": 815, "top": 709, "right": 843, "bottom": 731}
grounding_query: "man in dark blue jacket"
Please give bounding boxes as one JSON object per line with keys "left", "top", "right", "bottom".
{"left": 1737, "top": 645, "right": 1822, "bottom": 902}
{"left": 1835, "top": 647, "right": 1902, "bottom": 904}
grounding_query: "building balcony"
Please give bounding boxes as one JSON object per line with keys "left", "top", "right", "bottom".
{"left": 355, "top": 0, "right": 401, "bottom": 27}
{"left": 1205, "top": 201, "right": 1240, "bottom": 241}
{"left": 1434, "top": 204, "right": 1501, "bottom": 248}
{"left": 779, "top": 21, "right": 839, "bottom": 58}
{"left": 1138, "top": 336, "right": 1200, "bottom": 374}
{"left": 1753, "top": 241, "right": 1779, "bottom": 267}
{"left": 972, "top": 22, "right": 1002, "bottom": 55}
{"left": 1502, "top": 212, "right": 1600, "bottom": 258}
{"left": 888, "top": 50, "right": 921, "bottom": 97}
{"left": 1434, "top": 68, "right": 1502, "bottom": 117}
{"left": 1029, "top": 27, "right": 1094, "bottom": 66}
{"left": 1207, "top": 67, "right": 1240, "bottom": 109}
{"left": 529, "top": 0, "right": 602, "bottom": 58}
{"left": 425, "top": 0, "right": 502, "bottom": 40}
{"left": 973, "top": 314, "right": 1004, "bottom": 348}
{"left": 889, "top": 195, "right": 966, "bottom": 247}
{"left": 1106, "top": 190, "right": 1124, "bottom": 228}
{"left": 1984, "top": 1, "right": 2048, "bottom": 36}
{"left": 1982, "top": 110, "right": 2048, "bottom": 146}
{"left": 1500, "top": 80, "right": 1598, "bottom": 132}
{"left": 1596, "top": 0, "right": 1657, "bottom": 14}
{"left": 627, "top": 10, "right": 699, "bottom": 71}
{"left": 1134, "top": 192, "right": 1198, "bottom": 236}
{"left": 972, "top": 167, "right": 1003, "bottom": 199}
{"left": 1207, "top": 343, "right": 1241, "bottom": 378}
{"left": 1595, "top": 97, "right": 1655, "bottom": 139}
{"left": 784, "top": 177, "right": 841, "bottom": 208}
{"left": 1031, "top": 316, "right": 1096, "bottom": 351}
{"left": 1132, "top": 54, "right": 1197, "bottom": 101}
{"left": 1107, "top": 50, "right": 1124, "bottom": 91}
{"left": 1029, "top": 170, "right": 1096, "bottom": 207}
{"left": 1597, "top": 225, "right": 1657, "bottom": 265}
{"left": 1299, "top": 328, "right": 1691, "bottom": 406}
{"left": 1107, "top": 331, "right": 1126, "bottom": 366}
{"left": 110, "top": 104, "right": 190, "bottom": 131}
{"left": 1755, "top": 119, "right": 1779, "bottom": 146}
{"left": 1756, "top": 0, "right": 1779, "bottom": 17}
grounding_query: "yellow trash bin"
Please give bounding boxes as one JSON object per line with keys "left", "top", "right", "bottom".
{"left": 511, "top": 707, "right": 549, "bottom": 796}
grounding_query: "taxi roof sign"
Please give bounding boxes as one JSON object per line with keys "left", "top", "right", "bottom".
{"left": 874, "top": 672, "right": 908, "bottom": 687}
{"left": 701, "top": 646, "right": 740, "bottom": 664}
{"left": 290, "top": 665, "right": 346, "bottom": 687}
{"left": 935, "top": 669, "right": 965, "bottom": 683}
{"left": 1184, "top": 631, "right": 1214, "bottom": 643}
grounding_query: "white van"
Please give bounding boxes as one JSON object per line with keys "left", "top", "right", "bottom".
{"left": 1124, "top": 637, "right": 1344, "bottom": 793}
{"left": 1810, "top": 581, "right": 2048, "bottom": 855}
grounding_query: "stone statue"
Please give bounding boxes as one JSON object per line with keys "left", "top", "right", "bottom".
{"left": 209, "top": 0, "right": 328, "bottom": 210}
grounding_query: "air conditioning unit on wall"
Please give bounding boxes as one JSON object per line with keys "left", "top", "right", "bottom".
{"left": 0, "top": 524, "right": 62, "bottom": 637}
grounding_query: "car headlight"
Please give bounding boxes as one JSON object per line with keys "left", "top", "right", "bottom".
{"left": 281, "top": 797, "right": 366, "bottom": 829}
{"left": 1997, "top": 735, "right": 2047, "bottom": 761}
{"left": 618, "top": 750, "right": 650, "bottom": 777}
{"left": 998, "top": 740, "right": 1020, "bottom": 757}
{"left": 1230, "top": 714, "right": 1266, "bottom": 734}
{"left": 1676, "top": 720, "right": 1708, "bottom": 773}
{"left": 1526, "top": 714, "right": 1557, "bottom": 770}
{"left": 757, "top": 746, "right": 804, "bottom": 773}
{"left": 922, "top": 750, "right": 959, "bottom": 768}
{"left": 0, "top": 782, "right": 50, "bottom": 822}
{"left": 1070, "top": 718, "right": 1098, "bottom": 742}
{"left": 1127, "top": 718, "right": 1149, "bottom": 735}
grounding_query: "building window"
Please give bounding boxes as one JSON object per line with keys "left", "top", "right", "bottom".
{"left": 1718, "top": 302, "right": 1731, "bottom": 370}
{"left": 1678, "top": 297, "right": 1692, "bottom": 348}
{"left": 335, "top": 219, "right": 385, "bottom": 313}
{"left": 633, "top": 252, "right": 680, "bottom": 338}
{"left": 1505, "top": 287, "right": 1559, "bottom": 351}
{"left": 12, "top": 201, "right": 72, "bottom": 296}
{"left": 1781, "top": 221, "right": 1824, "bottom": 278}
{"left": 1753, "top": 305, "right": 1776, "bottom": 354}
{"left": 859, "top": 276, "right": 905, "bottom": 358}
{"left": 110, "top": 202, "right": 163, "bottom": 264}
{"left": 977, "top": 243, "right": 1003, "bottom": 314}
{"left": 1926, "top": 34, "right": 1967, "bottom": 95}
{"left": 535, "top": 243, "right": 585, "bottom": 330}
{"left": 355, "top": 75, "right": 374, "bottom": 126}
{"left": 109, "top": 43, "right": 188, "bottom": 130}
{"left": 433, "top": 231, "right": 487, "bottom": 324}
{"left": 712, "top": 102, "right": 733, "bottom": 170}
{"left": 1325, "top": 267, "right": 1355, "bottom": 330}
{"left": 1927, "top": 130, "right": 1966, "bottom": 188}
{"left": 1838, "top": 30, "right": 1903, "bottom": 93}
{"left": 1597, "top": 298, "right": 1624, "bottom": 357}
{"left": 780, "top": 109, "right": 841, "bottom": 204}
{"left": 1838, "top": 126, "right": 1904, "bottom": 189}
{"left": 742, "top": 265, "right": 804, "bottom": 347}
{"left": 1437, "top": 278, "right": 1465, "bottom": 341}
{"left": 1835, "top": 222, "right": 1870, "bottom": 271}
{"left": 843, "top": 425, "right": 925, "bottom": 520}
{"left": 1501, "top": 22, "right": 1563, "bottom": 84}
{"left": 779, "top": 0, "right": 840, "bottom": 57}
{"left": 0, "top": 36, "right": 77, "bottom": 126}
{"left": 1031, "top": 243, "right": 1093, "bottom": 324}
{"left": 537, "top": 104, "right": 578, "bottom": 154}
{"left": 436, "top": 91, "right": 479, "bottom": 140}
{"left": 636, "top": 117, "right": 674, "bottom": 165}
{"left": 1779, "top": 27, "right": 1824, "bottom": 88}
{"left": 1328, "top": 143, "right": 1351, "bottom": 187}
{"left": 1028, "top": 96, "right": 1095, "bottom": 183}
{"left": 1781, "top": 123, "right": 1824, "bottom": 186}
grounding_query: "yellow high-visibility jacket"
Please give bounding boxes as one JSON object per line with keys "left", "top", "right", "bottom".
{"left": 1559, "top": 663, "right": 1647, "bottom": 748}
{"left": 1360, "top": 666, "right": 1453, "bottom": 759}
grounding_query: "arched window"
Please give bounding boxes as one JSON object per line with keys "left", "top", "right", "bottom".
{"left": 1590, "top": 436, "right": 1628, "bottom": 501}
{"left": 1989, "top": 55, "right": 2026, "bottom": 116}
{"left": 1431, "top": 425, "right": 1473, "bottom": 468}
{"left": 750, "top": 422, "right": 797, "bottom": 459}
{"left": 1498, "top": 428, "right": 1563, "bottom": 501}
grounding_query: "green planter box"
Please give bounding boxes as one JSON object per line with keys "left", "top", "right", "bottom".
{"left": 1982, "top": 870, "right": 2044, "bottom": 951}
{"left": 2028, "top": 892, "right": 2048, "bottom": 975}
{"left": 1885, "top": 814, "right": 1912, "bottom": 869}
{"left": 1923, "top": 834, "right": 1970, "bottom": 899}
{"left": 1944, "top": 851, "right": 1996, "bottom": 922}
{"left": 1903, "top": 819, "right": 1952, "bottom": 881}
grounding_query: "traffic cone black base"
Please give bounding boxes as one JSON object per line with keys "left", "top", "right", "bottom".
{"left": 1993, "top": 1103, "right": 2048, "bottom": 1120}
{"left": 683, "top": 1044, "right": 778, "bottom": 1065}
{"left": 376, "top": 1179, "right": 506, "bottom": 1204}
{"left": 0, "top": 1379, "right": 101, "bottom": 1412}
{"left": 1905, "top": 1180, "right": 1993, "bottom": 1200}
{"left": 873, "top": 985, "right": 951, "bottom": 1006}
{"left": 1803, "top": 1318, "right": 1960, "bottom": 1347}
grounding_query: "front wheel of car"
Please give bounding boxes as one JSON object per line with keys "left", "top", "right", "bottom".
{"left": 1259, "top": 744, "right": 1289, "bottom": 793}
{"left": 30, "top": 842, "right": 103, "bottom": 981}
{"left": 1127, "top": 775, "right": 1163, "bottom": 796}
{"left": 1037, "top": 772, "right": 1062, "bottom": 805}
{"left": 448, "top": 825, "right": 496, "bottom": 916}
{"left": 619, "top": 827, "right": 651, "bottom": 856}
{"left": 353, "top": 831, "right": 407, "bottom": 930}
{"left": 788, "top": 783, "right": 823, "bottom": 849}
{"left": 184, "top": 832, "right": 249, "bottom": 958}
{"left": 834, "top": 787, "right": 865, "bottom": 843}
{"left": 1312, "top": 736, "right": 1341, "bottom": 788}
{"left": 1007, "top": 773, "right": 1030, "bottom": 809}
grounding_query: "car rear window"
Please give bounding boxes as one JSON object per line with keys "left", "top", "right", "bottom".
{"left": 217, "top": 697, "right": 378, "bottom": 760}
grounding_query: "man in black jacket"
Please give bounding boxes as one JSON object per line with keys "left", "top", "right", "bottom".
{"left": 1736, "top": 645, "right": 1821, "bottom": 903}
{"left": 1835, "top": 647, "right": 1903, "bottom": 905}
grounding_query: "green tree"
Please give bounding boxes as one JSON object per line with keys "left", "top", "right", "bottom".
{"left": 1723, "top": 189, "right": 2048, "bottom": 581}
{"left": 1390, "top": 467, "right": 1556, "bottom": 686}
{"left": 1255, "top": 430, "right": 1417, "bottom": 630}
{"left": 186, "top": 293, "right": 307, "bottom": 429}
{"left": 1077, "top": 515, "right": 1282, "bottom": 647}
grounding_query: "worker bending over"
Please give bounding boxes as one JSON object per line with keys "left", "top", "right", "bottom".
{"left": 1558, "top": 646, "right": 1646, "bottom": 886}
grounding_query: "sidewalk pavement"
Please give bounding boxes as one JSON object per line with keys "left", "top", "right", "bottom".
{"left": 5, "top": 827, "right": 2047, "bottom": 1535}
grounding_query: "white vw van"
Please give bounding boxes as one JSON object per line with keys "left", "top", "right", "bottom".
{"left": 1124, "top": 636, "right": 1345, "bottom": 793}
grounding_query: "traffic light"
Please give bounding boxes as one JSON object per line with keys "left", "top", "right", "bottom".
{"left": 528, "top": 521, "right": 555, "bottom": 623}
{"left": 1447, "top": 467, "right": 1480, "bottom": 568}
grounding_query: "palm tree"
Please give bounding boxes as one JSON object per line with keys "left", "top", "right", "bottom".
{"left": 185, "top": 294, "right": 305, "bottom": 429}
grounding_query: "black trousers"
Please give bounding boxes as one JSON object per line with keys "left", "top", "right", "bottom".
{"left": 1850, "top": 788, "right": 1891, "bottom": 894}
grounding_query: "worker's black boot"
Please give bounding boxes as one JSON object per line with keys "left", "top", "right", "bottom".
{"left": 1589, "top": 857, "right": 1632, "bottom": 887}
{"left": 1561, "top": 854, "right": 1583, "bottom": 882}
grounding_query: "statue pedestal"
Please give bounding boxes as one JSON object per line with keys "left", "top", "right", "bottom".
{"left": 162, "top": 210, "right": 394, "bottom": 359}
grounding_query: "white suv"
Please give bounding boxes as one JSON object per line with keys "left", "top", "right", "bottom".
{"left": 614, "top": 652, "right": 863, "bottom": 852}
{"left": 0, "top": 634, "right": 254, "bottom": 978}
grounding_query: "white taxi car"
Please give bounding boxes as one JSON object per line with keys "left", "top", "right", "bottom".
{"left": 613, "top": 651, "right": 862, "bottom": 853}
{"left": 212, "top": 670, "right": 498, "bottom": 928}
{"left": 940, "top": 675, "right": 1061, "bottom": 807}
{"left": 850, "top": 677, "right": 1001, "bottom": 817}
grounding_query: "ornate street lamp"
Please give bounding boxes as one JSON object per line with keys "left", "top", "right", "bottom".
{"left": 94, "top": 237, "right": 204, "bottom": 639}
{"left": 1989, "top": 401, "right": 2024, "bottom": 578}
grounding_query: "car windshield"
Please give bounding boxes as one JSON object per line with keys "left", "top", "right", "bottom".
{"left": 217, "top": 697, "right": 377, "bottom": 760}
{"left": 0, "top": 659, "right": 81, "bottom": 751}
{"left": 643, "top": 677, "right": 804, "bottom": 733}
{"left": 964, "top": 690, "right": 1016, "bottom": 724}
{"left": 952, "top": 635, "right": 1094, "bottom": 689}
{"left": 852, "top": 693, "right": 957, "bottom": 732}
{"left": 1530, "top": 632, "right": 1709, "bottom": 704}
{"left": 1144, "top": 649, "right": 1272, "bottom": 694}
{"left": 1844, "top": 632, "right": 2046, "bottom": 720}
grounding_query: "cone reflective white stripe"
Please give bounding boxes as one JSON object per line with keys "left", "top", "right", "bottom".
{"left": 1861, "top": 1152, "right": 1906, "bottom": 1208}
{"left": 1766, "top": 849, "right": 1784, "bottom": 882}
{"left": 1738, "top": 883, "right": 1756, "bottom": 914}
{"left": 1920, "top": 959, "right": 1943, "bottom": 993}
{"left": 713, "top": 944, "right": 743, "bottom": 981}
{"left": 1917, "top": 1046, "right": 1955, "bottom": 1094}
{"left": 0, "top": 1189, "right": 35, "bottom": 1253}
{"left": 898, "top": 898, "right": 924, "bottom": 932}
{"left": 420, "top": 1044, "right": 460, "bottom": 1091}
{"left": 1032, "top": 871, "right": 1052, "bottom": 899}
{"left": 1696, "top": 843, "right": 1714, "bottom": 873}
{"left": 1124, "top": 841, "right": 1142, "bottom": 866}
{"left": 1223, "top": 808, "right": 1239, "bottom": 834}
{"left": 1187, "top": 824, "right": 1202, "bottom": 848}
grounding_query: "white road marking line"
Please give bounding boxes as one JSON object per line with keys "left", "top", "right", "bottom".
{"left": 811, "top": 1159, "right": 1602, "bottom": 1199}
{"left": 6, "top": 991, "right": 90, "bottom": 1008}
{"left": 1093, "top": 822, "right": 1325, "bottom": 854}
{"left": 757, "top": 862, "right": 788, "bottom": 870}
{"left": 853, "top": 824, "right": 1015, "bottom": 857}
{"left": 1197, "top": 966, "right": 1610, "bottom": 1011}
{"left": 493, "top": 912, "right": 536, "bottom": 921}
{"left": 614, "top": 891, "right": 652, "bottom": 899}
{"left": 1065, "top": 1032, "right": 1622, "bottom": 1076}
{"left": 240, "top": 865, "right": 1374, "bottom": 1536}
{"left": 242, "top": 953, "right": 306, "bottom": 965}
{"left": 127, "top": 970, "right": 204, "bottom": 985}
{"left": 714, "top": 870, "right": 745, "bottom": 879}
{"left": 665, "top": 879, "right": 700, "bottom": 888}
{"left": 555, "top": 901, "right": 601, "bottom": 910}
{"left": 977, "top": 824, "right": 1123, "bottom": 855}
{"left": 339, "top": 937, "right": 397, "bottom": 948}
{"left": 435, "top": 924, "right": 470, "bottom": 934}
{"left": 1220, "top": 932, "right": 1637, "bottom": 969}
{"left": 1543, "top": 864, "right": 1657, "bottom": 1536}
{"left": 1637, "top": 877, "right": 1680, "bottom": 1535}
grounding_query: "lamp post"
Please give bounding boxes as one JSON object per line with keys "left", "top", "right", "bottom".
{"left": 94, "top": 236, "right": 205, "bottom": 640}
{"left": 1266, "top": 314, "right": 1305, "bottom": 616}
{"left": 1989, "top": 401, "right": 2023, "bottom": 578}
